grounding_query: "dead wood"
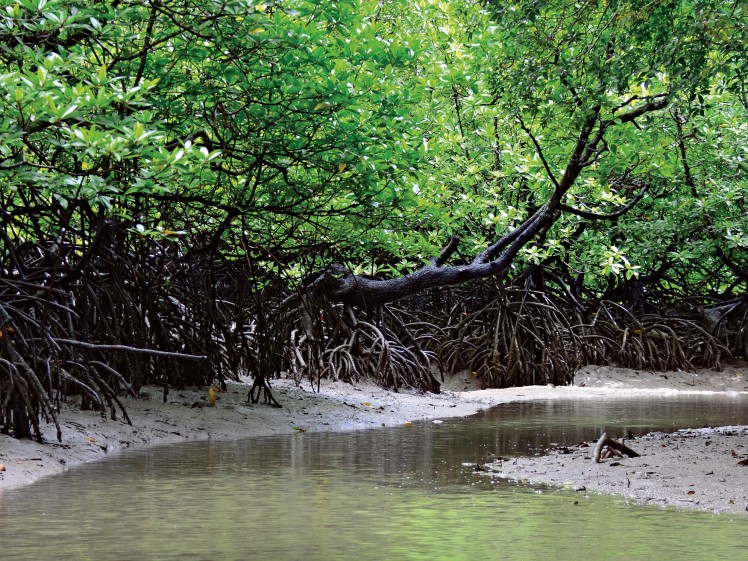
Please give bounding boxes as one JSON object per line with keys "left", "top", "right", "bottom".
{"left": 593, "top": 432, "right": 640, "bottom": 463}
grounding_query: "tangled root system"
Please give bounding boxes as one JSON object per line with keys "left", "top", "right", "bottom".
{"left": 0, "top": 241, "right": 741, "bottom": 441}
{"left": 258, "top": 294, "right": 441, "bottom": 393}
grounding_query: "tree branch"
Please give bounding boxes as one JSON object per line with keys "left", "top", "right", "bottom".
{"left": 557, "top": 182, "right": 650, "bottom": 220}
{"left": 518, "top": 115, "right": 560, "bottom": 189}
{"left": 52, "top": 339, "right": 208, "bottom": 360}
{"left": 613, "top": 95, "right": 670, "bottom": 124}
{"left": 328, "top": 206, "right": 557, "bottom": 307}
{"left": 432, "top": 236, "right": 460, "bottom": 267}
{"left": 325, "top": 94, "right": 672, "bottom": 308}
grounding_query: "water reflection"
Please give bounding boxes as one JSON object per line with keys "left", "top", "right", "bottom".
{"left": 1, "top": 395, "right": 748, "bottom": 560}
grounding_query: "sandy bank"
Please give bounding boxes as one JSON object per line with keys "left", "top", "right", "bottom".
{"left": 484, "top": 364, "right": 748, "bottom": 516}
{"left": 486, "top": 425, "right": 748, "bottom": 516}
{"left": 0, "top": 373, "right": 556, "bottom": 490}
{"left": 2, "top": 364, "right": 747, "bottom": 517}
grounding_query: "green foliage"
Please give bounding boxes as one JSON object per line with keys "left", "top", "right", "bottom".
{"left": 2, "top": 0, "right": 748, "bottom": 440}
{"left": 3, "top": 0, "right": 745, "bottom": 295}
{"left": 369, "top": 0, "right": 748, "bottom": 297}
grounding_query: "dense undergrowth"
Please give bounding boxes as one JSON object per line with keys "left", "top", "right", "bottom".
{"left": 1, "top": 231, "right": 744, "bottom": 441}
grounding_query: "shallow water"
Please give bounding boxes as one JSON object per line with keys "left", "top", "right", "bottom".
{"left": 2, "top": 395, "right": 748, "bottom": 560}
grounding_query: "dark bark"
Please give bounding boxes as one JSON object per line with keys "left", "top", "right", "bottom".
{"left": 327, "top": 206, "right": 557, "bottom": 307}
{"left": 325, "top": 97, "right": 670, "bottom": 308}
{"left": 247, "top": 376, "right": 282, "bottom": 408}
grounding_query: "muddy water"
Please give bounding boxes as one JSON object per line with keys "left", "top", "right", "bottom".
{"left": 2, "top": 395, "right": 748, "bottom": 560}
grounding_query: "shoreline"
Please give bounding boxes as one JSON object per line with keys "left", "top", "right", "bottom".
{"left": 2, "top": 365, "right": 748, "bottom": 516}
{"left": 486, "top": 424, "right": 748, "bottom": 516}
{"left": 0, "top": 373, "right": 562, "bottom": 491}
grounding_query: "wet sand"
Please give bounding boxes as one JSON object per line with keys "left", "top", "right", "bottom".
{"left": 485, "top": 365, "right": 748, "bottom": 515}
{"left": 486, "top": 424, "right": 748, "bottom": 515}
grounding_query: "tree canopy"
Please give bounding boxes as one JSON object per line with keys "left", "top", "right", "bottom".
{"left": 1, "top": 0, "right": 747, "bottom": 439}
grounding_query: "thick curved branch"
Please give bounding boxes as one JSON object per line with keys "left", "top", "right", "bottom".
{"left": 472, "top": 219, "right": 528, "bottom": 266}
{"left": 328, "top": 207, "right": 557, "bottom": 307}
{"left": 326, "top": 96, "right": 672, "bottom": 308}
{"left": 613, "top": 95, "right": 670, "bottom": 124}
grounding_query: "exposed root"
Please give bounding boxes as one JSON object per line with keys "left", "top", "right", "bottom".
{"left": 254, "top": 294, "right": 441, "bottom": 393}
{"left": 593, "top": 432, "right": 640, "bottom": 463}
{"left": 587, "top": 301, "right": 728, "bottom": 371}
{"left": 437, "top": 288, "right": 587, "bottom": 388}
{"left": 247, "top": 376, "right": 282, "bottom": 408}
{"left": 0, "top": 229, "right": 741, "bottom": 440}
{"left": 0, "top": 230, "right": 260, "bottom": 440}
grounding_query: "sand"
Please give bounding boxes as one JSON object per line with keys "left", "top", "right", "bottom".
{"left": 2, "top": 364, "right": 748, "bottom": 515}
{"left": 485, "top": 425, "right": 748, "bottom": 516}
{"left": 485, "top": 364, "right": 748, "bottom": 516}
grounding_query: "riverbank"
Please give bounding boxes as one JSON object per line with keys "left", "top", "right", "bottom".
{"left": 2, "top": 364, "right": 748, "bottom": 515}
{"left": 485, "top": 364, "right": 748, "bottom": 516}
{"left": 486, "top": 424, "right": 748, "bottom": 516}
{"left": 0, "top": 371, "right": 553, "bottom": 490}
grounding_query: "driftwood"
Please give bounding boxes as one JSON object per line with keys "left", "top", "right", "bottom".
{"left": 593, "top": 432, "right": 640, "bottom": 463}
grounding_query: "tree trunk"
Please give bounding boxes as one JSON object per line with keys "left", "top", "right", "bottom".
{"left": 320, "top": 98, "right": 670, "bottom": 308}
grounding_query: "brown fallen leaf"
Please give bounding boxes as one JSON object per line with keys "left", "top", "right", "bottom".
{"left": 737, "top": 458, "right": 748, "bottom": 466}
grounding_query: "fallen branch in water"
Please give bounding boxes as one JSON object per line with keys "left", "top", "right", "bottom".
{"left": 593, "top": 432, "right": 640, "bottom": 463}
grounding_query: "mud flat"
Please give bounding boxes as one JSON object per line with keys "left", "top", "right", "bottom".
{"left": 486, "top": 424, "right": 748, "bottom": 516}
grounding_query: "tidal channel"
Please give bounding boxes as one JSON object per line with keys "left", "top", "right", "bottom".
{"left": 2, "top": 394, "right": 748, "bottom": 560}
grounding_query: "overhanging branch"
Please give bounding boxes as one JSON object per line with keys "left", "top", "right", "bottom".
{"left": 432, "top": 235, "right": 460, "bottom": 267}
{"left": 327, "top": 206, "right": 557, "bottom": 307}
{"left": 325, "top": 94, "right": 672, "bottom": 308}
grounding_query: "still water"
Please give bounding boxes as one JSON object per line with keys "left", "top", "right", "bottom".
{"left": 2, "top": 395, "right": 748, "bottom": 560}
